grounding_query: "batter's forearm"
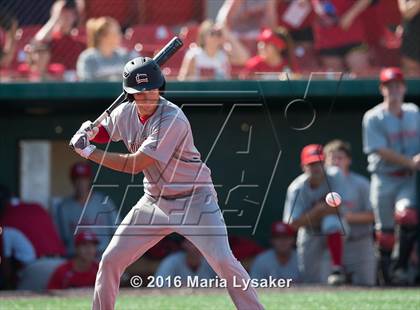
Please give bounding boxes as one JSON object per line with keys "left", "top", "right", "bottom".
{"left": 88, "top": 149, "right": 143, "bottom": 174}
{"left": 345, "top": 211, "right": 375, "bottom": 224}
{"left": 376, "top": 148, "right": 416, "bottom": 170}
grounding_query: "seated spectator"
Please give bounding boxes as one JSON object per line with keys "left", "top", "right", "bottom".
{"left": 154, "top": 238, "right": 216, "bottom": 287}
{"left": 0, "top": 185, "right": 35, "bottom": 289}
{"left": 240, "top": 28, "right": 297, "bottom": 79}
{"left": 0, "top": 187, "right": 65, "bottom": 258}
{"left": 47, "top": 231, "right": 99, "bottom": 289}
{"left": 1, "top": 227, "right": 37, "bottom": 289}
{"left": 311, "top": 0, "right": 372, "bottom": 76}
{"left": 250, "top": 221, "right": 300, "bottom": 282}
{"left": 0, "top": 10, "right": 18, "bottom": 70}
{"left": 283, "top": 144, "right": 348, "bottom": 285}
{"left": 399, "top": 0, "right": 420, "bottom": 76}
{"left": 76, "top": 16, "right": 138, "bottom": 81}
{"left": 178, "top": 20, "right": 249, "bottom": 80}
{"left": 32, "top": 0, "right": 85, "bottom": 79}
{"left": 53, "top": 162, "right": 118, "bottom": 257}
{"left": 324, "top": 140, "right": 376, "bottom": 286}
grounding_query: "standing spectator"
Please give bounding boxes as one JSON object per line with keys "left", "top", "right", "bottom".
{"left": 53, "top": 162, "right": 118, "bottom": 257}
{"left": 324, "top": 140, "right": 376, "bottom": 286}
{"left": 250, "top": 221, "right": 300, "bottom": 282}
{"left": 283, "top": 144, "right": 348, "bottom": 285}
{"left": 399, "top": 0, "right": 420, "bottom": 76}
{"left": 178, "top": 20, "right": 249, "bottom": 80}
{"left": 267, "top": 0, "right": 314, "bottom": 44}
{"left": 216, "top": 0, "right": 272, "bottom": 53}
{"left": 154, "top": 238, "right": 216, "bottom": 287}
{"left": 32, "top": 0, "right": 85, "bottom": 79}
{"left": 311, "top": 0, "right": 372, "bottom": 76}
{"left": 362, "top": 67, "right": 420, "bottom": 285}
{"left": 47, "top": 231, "right": 99, "bottom": 289}
{"left": 76, "top": 17, "right": 138, "bottom": 81}
{"left": 240, "top": 28, "right": 297, "bottom": 79}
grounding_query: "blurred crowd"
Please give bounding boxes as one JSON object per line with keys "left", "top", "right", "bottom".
{"left": 0, "top": 0, "right": 419, "bottom": 82}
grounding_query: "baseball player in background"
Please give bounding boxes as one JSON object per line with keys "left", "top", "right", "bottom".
{"left": 283, "top": 144, "right": 348, "bottom": 285}
{"left": 324, "top": 140, "right": 376, "bottom": 286}
{"left": 362, "top": 67, "right": 420, "bottom": 285}
{"left": 69, "top": 57, "right": 264, "bottom": 309}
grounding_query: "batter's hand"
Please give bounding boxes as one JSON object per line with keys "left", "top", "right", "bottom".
{"left": 78, "top": 120, "right": 99, "bottom": 141}
{"left": 70, "top": 132, "right": 96, "bottom": 159}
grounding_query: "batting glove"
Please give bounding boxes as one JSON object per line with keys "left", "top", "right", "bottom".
{"left": 70, "top": 132, "right": 96, "bottom": 159}
{"left": 78, "top": 120, "right": 99, "bottom": 141}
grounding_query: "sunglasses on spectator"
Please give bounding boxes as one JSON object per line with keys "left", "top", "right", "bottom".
{"left": 209, "top": 29, "right": 222, "bottom": 37}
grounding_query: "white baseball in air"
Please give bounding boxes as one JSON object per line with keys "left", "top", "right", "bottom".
{"left": 325, "top": 192, "right": 342, "bottom": 207}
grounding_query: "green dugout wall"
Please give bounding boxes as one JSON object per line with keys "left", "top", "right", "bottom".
{"left": 1, "top": 80, "right": 419, "bottom": 244}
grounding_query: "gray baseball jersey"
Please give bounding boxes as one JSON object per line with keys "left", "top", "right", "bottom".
{"left": 362, "top": 102, "right": 420, "bottom": 173}
{"left": 362, "top": 102, "right": 419, "bottom": 230}
{"left": 283, "top": 167, "right": 349, "bottom": 283}
{"left": 342, "top": 172, "right": 373, "bottom": 240}
{"left": 101, "top": 98, "right": 215, "bottom": 198}
{"left": 250, "top": 249, "right": 300, "bottom": 282}
{"left": 154, "top": 251, "right": 216, "bottom": 287}
{"left": 283, "top": 166, "right": 348, "bottom": 234}
{"left": 53, "top": 192, "right": 118, "bottom": 257}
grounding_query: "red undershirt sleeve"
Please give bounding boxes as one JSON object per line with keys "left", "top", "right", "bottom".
{"left": 91, "top": 125, "right": 111, "bottom": 144}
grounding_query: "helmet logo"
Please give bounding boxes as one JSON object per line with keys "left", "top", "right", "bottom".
{"left": 136, "top": 73, "right": 149, "bottom": 84}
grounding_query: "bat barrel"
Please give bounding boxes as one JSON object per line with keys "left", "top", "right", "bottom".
{"left": 153, "top": 37, "right": 183, "bottom": 66}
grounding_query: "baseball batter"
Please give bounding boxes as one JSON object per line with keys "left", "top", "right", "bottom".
{"left": 69, "top": 57, "right": 263, "bottom": 310}
{"left": 362, "top": 67, "right": 420, "bottom": 284}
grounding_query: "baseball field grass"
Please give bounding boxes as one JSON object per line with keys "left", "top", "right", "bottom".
{"left": 2, "top": 287, "right": 420, "bottom": 310}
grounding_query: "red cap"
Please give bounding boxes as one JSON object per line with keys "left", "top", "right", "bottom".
{"left": 271, "top": 221, "right": 295, "bottom": 237}
{"left": 70, "top": 162, "right": 92, "bottom": 180}
{"left": 74, "top": 231, "right": 99, "bottom": 247}
{"left": 380, "top": 67, "right": 404, "bottom": 84}
{"left": 258, "top": 28, "right": 286, "bottom": 50}
{"left": 301, "top": 144, "right": 324, "bottom": 166}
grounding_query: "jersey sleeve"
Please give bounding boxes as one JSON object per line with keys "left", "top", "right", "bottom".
{"left": 139, "top": 117, "right": 188, "bottom": 164}
{"left": 362, "top": 113, "right": 387, "bottom": 154}
{"left": 283, "top": 185, "right": 305, "bottom": 222}
{"left": 101, "top": 109, "right": 123, "bottom": 142}
{"left": 358, "top": 177, "right": 372, "bottom": 212}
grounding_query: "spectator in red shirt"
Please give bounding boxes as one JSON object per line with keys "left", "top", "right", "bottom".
{"left": 47, "top": 231, "right": 99, "bottom": 289}
{"left": 240, "top": 28, "right": 297, "bottom": 79}
{"left": 31, "top": 0, "right": 85, "bottom": 79}
{"left": 311, "top": 0, "right": 372, "bottom": 76}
